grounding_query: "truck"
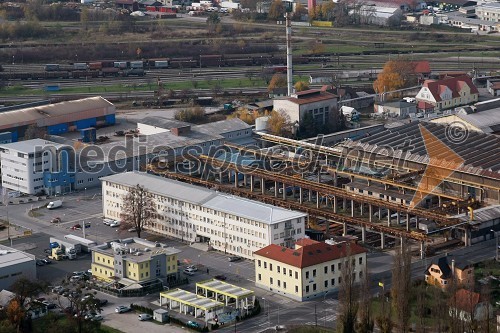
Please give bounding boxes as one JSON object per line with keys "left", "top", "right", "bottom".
{"left": 50, "top": 237, "right": 82, "bottom": 255}
{"left": 48, "top": 246, "right": 64, "bottom": 261}
{"left": 49, "top": 241, "right": 77, "bottom": 260}
{"left": 47, "top": 200, "right": 62, "bottom": 209}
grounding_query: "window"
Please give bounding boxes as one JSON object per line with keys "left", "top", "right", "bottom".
{"left": 313, "top": 284, "right": 317, "bottom": 291}
{"left": 306, "top": 271, "right": 309, "bottom": 279}
{"left": 258, "top": 274, "right": 261, "bottom": 281}
{"left": 338, "top": 263, "right": 342, "bottom": 271}
{"left": 277, "top": 280, "right": 281, "bottom": 287}
{"left": 339, "top": 276, "right": 342, "bottom": 284}
{"left": 277, "top": 266, "right": 280, "bottom": 273}
{"left": 331, "top": 278, "right": 335, "bottom": 286}
{"left": 283, "top": 282, "right": 287, "bottom": 289}
{"left": 295, "top": 286, "right": 298, "bottom": 293}
{"left": 312, "top": 269, "right": 316, "bottom": 277}
{"left": 270, "top": 277, "right": 273, "bottom": 285}
{"left": 359, "top": 257, "right": 363, "bottom": 265}
{"left": 283, "top": 268, "right": 286, "bottom": 275}
{"left": 306, "top": 286, "right": 309, "bottom": 293}
{"left": 295, "top": 271, "right": 298, "bottom": 279}
{"left": 258, "top": 260, "right": 261, "bottom": 267}
{"left": 359, "top": 271, "right": 363, "bottom": 279}
{"left": 324, "top": 266, "right": 328, "bottom": 274}
{"left": 331, "top": 264, "right": 335, "bottom": 272}
{"left": 324, "top": 280, "right": 328, "bottom": 288}
{"left": 270, "top": 263, "right": 273, "bottom": 271}
{"left": 264, "top": 262, "right": 267, "bottom": 269}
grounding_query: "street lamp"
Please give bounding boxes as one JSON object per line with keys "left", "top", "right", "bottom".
{"left": 490, "top": 230, "right": 498, "bottom": 262}
{"left": 323, "top": 290, "right": 331, "bottom": 327}
{"left": 262, "top": 297, "right": 268, "bottom": 323}
{"left": 84, "top": 187, "right": 87, "bottom": 198}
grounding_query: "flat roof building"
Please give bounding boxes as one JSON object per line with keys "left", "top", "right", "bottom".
{"left": 0, "top": 244, "right": 36, "bottom": 290}
{"left": 101, "top": 172, "right": 307, "bottom": 259}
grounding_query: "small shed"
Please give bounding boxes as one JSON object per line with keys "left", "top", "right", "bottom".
{"left": 154, "top": 308, "right": 169, "bottom": 323}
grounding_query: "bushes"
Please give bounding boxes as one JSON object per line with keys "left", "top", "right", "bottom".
{"left": 130, "top": 303, "right": 153, "bottom": 315}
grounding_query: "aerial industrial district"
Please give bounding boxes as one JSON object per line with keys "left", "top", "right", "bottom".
{"left": 1, "top": 3, "right": 500, "bottom": 333}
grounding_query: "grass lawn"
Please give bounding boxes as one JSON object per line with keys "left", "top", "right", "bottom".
{"left": 32, "top": 314, "right": 123, "bottom": 333}
{"left": 288, "top": 326, "right": 335, "bottom": 333}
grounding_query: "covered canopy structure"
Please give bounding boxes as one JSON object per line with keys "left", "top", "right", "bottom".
{"left": 159, "top": 289, "right": 224, "bottom": 322}
{"left": 196, "top": 279, "right": 255, "bottom": 310}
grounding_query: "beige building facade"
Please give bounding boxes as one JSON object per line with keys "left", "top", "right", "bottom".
{"left": 254, "top": 239, "right": 367, "bottom": 301}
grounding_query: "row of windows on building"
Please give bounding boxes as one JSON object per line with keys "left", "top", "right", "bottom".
{"left": 257, "top": 273, "right": 362, "bottom": 294}
{"left": 258, "top": 257, "right": 363, "bottom": 278}
{"left": 0, "top": 271, "right": 22, "bottom": 280}
{"left": 1, "top": 158, "right": 27, "bottom": 166}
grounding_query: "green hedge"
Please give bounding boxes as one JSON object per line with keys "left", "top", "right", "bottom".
{"left": 130, "top": 303, "right": 154, "bottom": 315}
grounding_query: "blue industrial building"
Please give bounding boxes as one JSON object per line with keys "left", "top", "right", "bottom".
{"left": 0, "top": 97, "right": 115, "bottom": 142}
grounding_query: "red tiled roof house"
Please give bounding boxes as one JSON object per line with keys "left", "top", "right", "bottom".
{"left": 415, "top": 75, "right": 479, "bottom": 112}
{"left": 254, "top": 239, "right": 367, "bottom": 301}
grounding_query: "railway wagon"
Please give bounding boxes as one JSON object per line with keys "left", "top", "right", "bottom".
{"left": 200, "top": 55, "right": 223, "bottom": 67}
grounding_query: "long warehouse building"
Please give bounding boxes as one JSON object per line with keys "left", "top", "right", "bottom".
{"left": 101, "top": 172, "right": 307, "bottom": 259}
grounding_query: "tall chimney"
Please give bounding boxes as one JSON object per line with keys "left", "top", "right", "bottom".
{"left": 286, "top": 12, "right": 293, "bottom": 96}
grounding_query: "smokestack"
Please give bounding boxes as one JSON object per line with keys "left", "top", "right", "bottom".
{"left": 286, "top": 12, "right": 293, "bottom": 96}
{"left": 451, "top": 259, "right": 455, "bottom": 277}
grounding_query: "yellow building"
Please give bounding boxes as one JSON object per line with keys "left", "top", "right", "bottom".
{"left": 254, "top": 239, "right": 367, "bottom": 301}
{"left": 424, "top": 256, "right": 474, "bottom": 290}
{"left": 91, "top": 237, "right": 180, "bottom": 288}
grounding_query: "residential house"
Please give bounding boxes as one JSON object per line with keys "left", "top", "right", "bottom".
{"left": 254, "top": 239, "right": 367, "bottom": 301}
{"left": 91, "top": 238, "right": 181, "bottom": 288}
{"left": 415, "top": 75, "right": 479, "bottom": 112}
{"left": 374, "top": 100, "right": 417, "bottom": 118}
{"left": 487, "top": 79, "right": 500, "bottom": 96}
{"left": 425, "top": 256, "right": 474, "bottom": 290}
{"left": 449, "top": 288, "right": 493, "bottom": 323}
{"left": 273, "top": 89, "right": 340, "bottom": 130}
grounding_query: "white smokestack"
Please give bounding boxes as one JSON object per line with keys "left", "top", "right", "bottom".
{"left": 286, "top": 12, "right": 293, "bottom": 96}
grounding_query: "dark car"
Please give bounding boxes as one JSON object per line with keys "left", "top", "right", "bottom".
{"left": 51, "top": 217, "right": 61, "bottom": 223}
{"left": 36, "top": 259, "right": 45, "bottom": 266}
{"left": 214, "top": 275, "right": 227, "bottom": 281}
{"left": 228, "top": 256, "right": 242, "bottom": 262}
{"left": 42, "top": 258, "right": 51, "bottom": 264}
{"left": 187, "top": 321, "right": 200, "bottom": 328}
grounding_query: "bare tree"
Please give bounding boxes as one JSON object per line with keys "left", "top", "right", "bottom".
{"left": 478, "top": 283, "right": 493, "bottom": 333}
{"left": 337, "top": 245, "right": 359, "bottom": 333}
{"left": 376, "top": 290, "right": 393, "bottom": 333}
{"left": 391, "top": 238, "right": 411, "bottom": 333}
{"left": 120, "top": 184, "right": 157, "bottom": 238}
{"left": 356, "top": 270, "right": 374, "bottom": 333}
{"left": 430, "top": 286, "right": 447, "bottom": 333}
{"left": 23, "top": 124, "right": 47, "bottom": 140}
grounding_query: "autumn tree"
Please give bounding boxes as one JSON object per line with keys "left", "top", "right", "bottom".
{"left": 294, "top": 80, "right": 309, "bottom": 92}
{"left": 120, "top": 184, "right": 157, "bottom": 238}
{"left": 267, "top": 109, "right": 292, "bottom": 137}
{"left": 321, "top": 1, "right": 335, "bottom": 21}
{"left": 268, "top": 0, "right": 285, "bottom": 20}
{"left": 337, "top": 246, "right": 359, "bottom": 333}
{"left": 391, "top": 239, "right": 412, "bottom": 333}
{"left": 206, "top": 12, "right": 221, "bottom": 34}
{"left": 7, "top": 278, "right": 46, "bottom": 333}
{"left": 292, "top": 3, "right": 307, "bottom": 20}
{"left": 227, "top": 109, "right": 259, "bottom": 125}
{"left": 373, "top": 59, "right": 418, "bottom": 94}
{"left": 6, "top": 300, "right": 24, "bottom": 333}
{"left": 267, "top": 73, "right": 287, "bottom": 92}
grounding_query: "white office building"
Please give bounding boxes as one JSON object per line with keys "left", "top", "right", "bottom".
{"left": 0, "top": 139, "right": 75, "bottom": 195}
{"left": 102, "top": 172, "right": 307, "bottom": 259}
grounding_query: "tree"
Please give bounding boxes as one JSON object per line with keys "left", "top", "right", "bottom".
{"left": 337, "top": 245, "right": 359, "bottom": 333}
{"left": 333, "top": 1, "right": 351, "bottom": 26}
{"left": 268, "top": 0, "right": 285, "bottom": 20}
{"left": 356, "top": 271, "right": 374, "bottom": 333}
{"left": 23, "top": 124, "right": 46, "bottom": 140}
{"left": 227, "top": 108, "right": 259, "bottom": 125}
{"left": 298, "top": 111, "right": 315, "bottom": 138}
{"left": 6, "top": 300, "right": 24, "bottom": 333}
{"left": 321, "top": 1, "right": 335, "bottom": 21}
{"left": 391, "top": 239, "right": 412, "bottom": 333}
{"left": 80, "top": 7, "right": 89, "bottom": 30}
{"left": 120, "top": 184, "right": 157, "bottom": 238}
{"left": 7, "top": 278, "right": 46, "bottom": 333}
{"left": 292, "top": 3, "right": 307, "bottom": 20}
{"left": 294, "top": 80, "right": 309, "bottom": 92}
{"left": 373, "top": 59, "right": 418, "bottom": 94}
{"left": 267, "top": 109, "right": 292, "bottom": 137}
{"left": 206, "top": 12, "right": 221, "bottom": 34}
{"left": 240, "top": 0, "right": 257, "bottom": 10}
{"left": 267, "top": 73, "right": 287, "bottom": 92}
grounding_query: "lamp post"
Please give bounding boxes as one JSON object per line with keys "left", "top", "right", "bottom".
{"left": 262, "top": 297, "right": 268, "bottom": 324}
{"left": 84, "top": 187, "right": 87, "bottom": 198}
{"left": 490, "top": 229, "right": 498, "bottom": 262}
{"left": 323, "top": 290, "right": 331, "bottom": 327}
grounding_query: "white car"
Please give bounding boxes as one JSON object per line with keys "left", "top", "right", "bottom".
{"left": 138, "top": 313, "right": 152, "bottom": 321}
{"left": 103, "top": 218, "right": 113, "bottom": 226}
{"left": 91, "top": 314, "right": 103, "bottom": 321}
{"left": 115, "top": 305, "right": 131, "bottom": 313}
{"left": 186, "top": 265, "right": 198, "bottom": 272}
{"left": 109, "top": 220, "right": 121, "bottom": 228}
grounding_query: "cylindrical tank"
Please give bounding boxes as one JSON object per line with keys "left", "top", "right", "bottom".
{"left": 255, "top": 116, "right": 270, "bottom": 132}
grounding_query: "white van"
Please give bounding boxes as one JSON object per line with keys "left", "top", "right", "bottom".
{"left": 47, "top": 200, "right": 62, "bottom": 209}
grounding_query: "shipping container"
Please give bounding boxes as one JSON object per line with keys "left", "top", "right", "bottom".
{"left": 154, "top": 60, "right": 169, "bottom": 68}
{"left": 45, "top": 64, "right": 60, "bottom": 72}
{"left": 114, "top": 61, "right": 128, "bottom": 69}
{"left": 129, "top": 61, "right": 144, "bottom": 69}
{"left": 73, "top": 63, "right": 88, "bottom": 70}
{"left": 88, "top": 62, "right": 103, "bottom": 70}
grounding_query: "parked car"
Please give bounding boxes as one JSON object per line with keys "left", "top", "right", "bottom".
{"left": 128, "top": 227, "right": 137, "bottom": 232}
{"left": 98, "top": 299, "right": 108, "bottom": 306}
{"left": 186, "top": 265, "right": 198, "bottom": 271}
{"left": 115, "top": 305, "right": 131, "bottom": 313}
{"left": 51, "top": 217, "right": 61, "bottom": 223}
{"left": 51, "top": 286, "right": 64, "bottom": 294}
{"left": 91, "top": 314, "right": 103, "bottom": 321}
{"left": 187, "top": 321, "right": 200, "bottom": 328}
{"left": 36, "top": 259, "right": 45, "bottom": 266}
{"left": 109, "top": 220, "right": 121, "bottom": 228}
{"left": 183, "top": 268, "right": 196, "bottom": 276}
{"left": 103, "top": 218, "right": 113, "bottom": 225}
{"left": 71, "top": 224, "right": 82, "bottom": 230}
{"left": 43, "top": 301, "right": 57, "bottom": 310}
{"left": 228, "top": 256, "right": 242, "bottom": 262}
{"left": 41, "top": 258, "right": 51, "bottom": 264}
{"left": 138, "top": 313, "right": 152, "bottom": 321}
{"left": 214, "top": 275, "right": 227, "bottom": 281}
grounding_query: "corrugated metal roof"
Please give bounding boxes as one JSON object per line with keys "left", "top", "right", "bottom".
{"left": 0, "top": 138, "right": 70, "bottom": 153}
{"left": 192, "top": 118, "right": 251, "bottom": 135}
{"left": 102, "top": 172, "right": 307, "bottom": 224}
{"left": 457, "top": 108, "right": 500, "bottom": 133}
{"left": 0, "top": 97, "right": 114, "bottom": 131}
{"left": 454, "top": 204, "right": 500, "bottom": 223}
